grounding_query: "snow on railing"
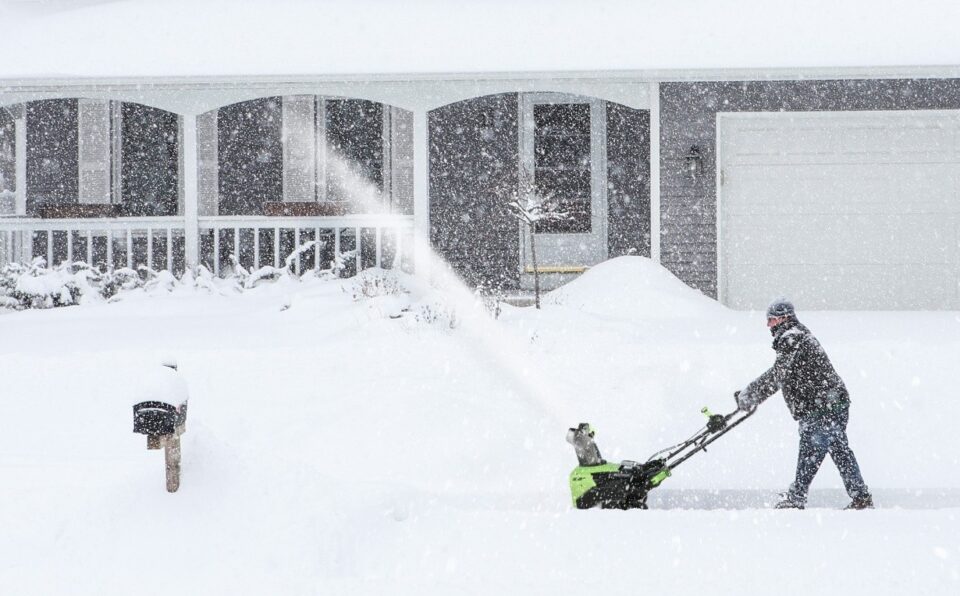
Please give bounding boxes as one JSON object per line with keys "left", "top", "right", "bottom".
{"left": 197, "top": 214, "right": 414, "bottom": 276}
{"left": 0, "top": 214, "right": 415, "bottom": 277}
{"left": 0, "top": 216, "right": 186, "bottom": 272}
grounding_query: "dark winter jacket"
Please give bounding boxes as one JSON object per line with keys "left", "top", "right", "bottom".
{"left": 741, "top": 319, "right": 849, "bottom": 420}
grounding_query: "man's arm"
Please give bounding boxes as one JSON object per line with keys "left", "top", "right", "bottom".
{"left": 737, "top": 337, "right": 799, "bottom": 410}
{"left": 738, "top": 366, "right": 779, "bottom": 410}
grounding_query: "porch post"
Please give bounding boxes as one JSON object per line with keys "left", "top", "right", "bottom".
{"left": 281, "top": 96, "right": 317, "bottom": 202}
{"left": 15, "top": 113, "right": 30, "bottom": 263}
{"left": 77, "top": 99, "right": 111, "bottom": 204}
{"left": 14, "top": 113, "right": 26, "bottom": 216}
{"left": 412, "top": 109, "right": 430, "bottom": 276}
{"left": 649, "top": 81, "right": 661, "bottom": 263}
{"left": 197, "top": 110, "right": 219, "bottom": 217}
{"left": 181, "top": 114, "right": 200, "bottom": 271}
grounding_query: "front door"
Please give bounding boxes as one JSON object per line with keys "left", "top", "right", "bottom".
{"left": 519, "top": 94, "right": 607, "bottom": 287}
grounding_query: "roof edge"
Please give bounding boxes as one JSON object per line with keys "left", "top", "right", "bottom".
{"left": 2, "top": 64, "right": 960, "bottom": 91}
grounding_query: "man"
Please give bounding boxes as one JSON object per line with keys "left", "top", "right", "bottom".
{"left": 737, "top": 299, "right": 873, "bottom": 510}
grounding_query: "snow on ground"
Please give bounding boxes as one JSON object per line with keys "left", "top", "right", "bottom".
{"left": 1, "top": 257, "right": 958, "bottom": 594}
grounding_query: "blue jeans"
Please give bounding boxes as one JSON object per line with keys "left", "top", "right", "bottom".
{"left": 787, "top": 406, "right": 869, "bottom": 503}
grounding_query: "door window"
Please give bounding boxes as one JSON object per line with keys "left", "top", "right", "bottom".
{"left": 533, "top": 103, "right": 591, "bottom": 233}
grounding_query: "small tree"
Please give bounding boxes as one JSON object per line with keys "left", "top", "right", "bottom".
{"left": 506, "top": 172, "right": 566, "bottom": 309}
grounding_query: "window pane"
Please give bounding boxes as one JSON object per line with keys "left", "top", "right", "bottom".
{"left": 534, "top": 135, "right": 591, "bottom": 169}
{"left": 533, "top": 103, "right": 591, "bottom": 234}
{"left": 534, "top": 103, "right": 590, "bottom": 136}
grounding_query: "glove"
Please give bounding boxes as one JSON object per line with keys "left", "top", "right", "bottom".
{"left": 735, "top": 389, "right": 759, "bottom": 412}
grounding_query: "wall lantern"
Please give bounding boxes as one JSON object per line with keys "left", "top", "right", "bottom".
{"left": 685, "top": 145, "right": 703, "bottom": 179}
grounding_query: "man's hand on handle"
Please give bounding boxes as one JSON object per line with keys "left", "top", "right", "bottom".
{"left": 735, "top": 389, "right": 759, "bottom": 413}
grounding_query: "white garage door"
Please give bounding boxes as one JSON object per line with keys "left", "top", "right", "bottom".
{"left": 719, "top": 110, "right": 960, "bottom": 310}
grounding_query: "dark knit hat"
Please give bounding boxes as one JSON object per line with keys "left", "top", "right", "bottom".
{"left": 766, "top": 298, "right": 796, "bottom": 319}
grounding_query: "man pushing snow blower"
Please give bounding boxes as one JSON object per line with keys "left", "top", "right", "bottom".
{"left": 566, "top": 298, "right": 873, "bottom": 511}
{"left": 736, "top": 299, "right": 873, "bottom": 510}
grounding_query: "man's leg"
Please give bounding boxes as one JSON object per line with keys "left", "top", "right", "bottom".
{"left": 786, "top": 417, "right": 832, "bottom": 505}
{"left": 826, "top": 409, "right": 870, "bottom": 501}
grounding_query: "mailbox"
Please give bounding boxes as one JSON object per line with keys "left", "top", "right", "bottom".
{"left": 133, "top": 396, "right": 188, "bottom": 492}
{"left": 133, "top": 401, "right": 181, "bottom": 436}
{"left": 133, "top": 361, "right": 189, "bottom": 492}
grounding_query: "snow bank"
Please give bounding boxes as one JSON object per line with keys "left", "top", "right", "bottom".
{"left": 545, "top": 256, "right": 724, "bottom": 320}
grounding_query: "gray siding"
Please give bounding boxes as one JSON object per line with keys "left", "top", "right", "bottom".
{"left": 606, "top": 103, "right": 650, "bottom": 257}
{"left": 430, "top": 93, "right": 520, "bottom": 292}
{"left": 660, "top": 78, "right": 960, "bottom": 298}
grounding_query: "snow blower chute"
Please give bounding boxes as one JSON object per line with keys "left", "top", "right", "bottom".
{"left": 567, "top": 400, "right": 755, "bottom": 509}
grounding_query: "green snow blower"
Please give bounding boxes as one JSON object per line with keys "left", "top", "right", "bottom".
{"left": 567, "top": 400, "right": 755, "bottom": 509}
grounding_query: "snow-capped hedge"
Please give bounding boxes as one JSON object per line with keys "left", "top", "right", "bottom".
{"left": 0, "top": 258, "right": 161, "bottom": 310}
{"left": 0, "top": 243, "right": 361, "bottom": 311}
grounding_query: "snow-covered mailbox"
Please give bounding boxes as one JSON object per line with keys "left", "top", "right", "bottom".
{"left": 132, "top": 360, "right": 189, "bottom": 493}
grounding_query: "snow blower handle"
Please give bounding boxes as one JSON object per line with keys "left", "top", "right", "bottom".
{"left": 701, "top": 407, "right": 728, "bottom": 433}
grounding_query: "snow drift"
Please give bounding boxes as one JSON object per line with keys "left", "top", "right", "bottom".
{"left": 0, "top": 257, "right": 958, "bottom": 594}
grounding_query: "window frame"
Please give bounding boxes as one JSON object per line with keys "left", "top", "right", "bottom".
{"left": 518, "top": 92, "right": 608, "bottom": 270}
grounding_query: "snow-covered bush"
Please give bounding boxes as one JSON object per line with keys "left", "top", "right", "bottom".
{"left": 141, "top": 267, "right": 178, "bottom": 294}
{"left": 409, "top": 300, "right": 459, "bottom": 328}
{"left": 98, "top": 267, "right": 143, "bottom": 299}
{"left": 0, "top": 258, "right": 84, "bottom": 310}
{"left": 345, "top": 268, "right": 468, "bottom": 331}
{"left": 349, "top": 268, "right": 405, "bottom": 300}
{"left": 226, "top": 241, "right": 338, "bottom": 292}
{"left": 0, "top": 241, "right": 398, "bottom": 312}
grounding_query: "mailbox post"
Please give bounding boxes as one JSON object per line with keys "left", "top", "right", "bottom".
{"left": 132, "top": 360, "right": 189, "bottom": 493}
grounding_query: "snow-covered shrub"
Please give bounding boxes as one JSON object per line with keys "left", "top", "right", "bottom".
{"left": 244, "top": 265, "right": 285, "bottom": 289}
{"left": 349, "top": 268, "right": 405, "bottom": 300}
{"left": 330, "top": 248, "right": 357, "bottom": 278}
{"left": 0, "top": 258, "right": 84, "bottom": 309}
{"left": 140, "top": 266, "right": 178, "bottom": 294}
{"left": 99, "top": 267, "right": 143, "bottom": 300}
{"left": 190, "top": 265, "right": 219, "bottom": 293}
{"left": 408, "top": 298, "right": 459, "bottom": 329}
{"left": 0, "top": 259, "right": 153, "bottom": 309}
{"left": 0, "top": 241, "right": 391, "bottom": 311}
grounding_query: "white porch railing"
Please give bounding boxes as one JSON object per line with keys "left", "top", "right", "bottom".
{"left": 198, "top": 214, "right": 414, "bottom": 276}
{"left": 0, "top": 217, "right": 186, "bottom": 272}
{"left": 0, "top": 214, "right": 415, "bottom": 277}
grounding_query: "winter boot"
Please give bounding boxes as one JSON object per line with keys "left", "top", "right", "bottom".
{"left": 844, "top": 495, "right": 874, "bottom": 510}
{"left": 774, "top": 493, "right": 805, "bottom": 510}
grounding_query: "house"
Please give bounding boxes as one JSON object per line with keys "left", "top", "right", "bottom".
{"left": 1, "top": 0, "right": 958, "bottom": 310}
